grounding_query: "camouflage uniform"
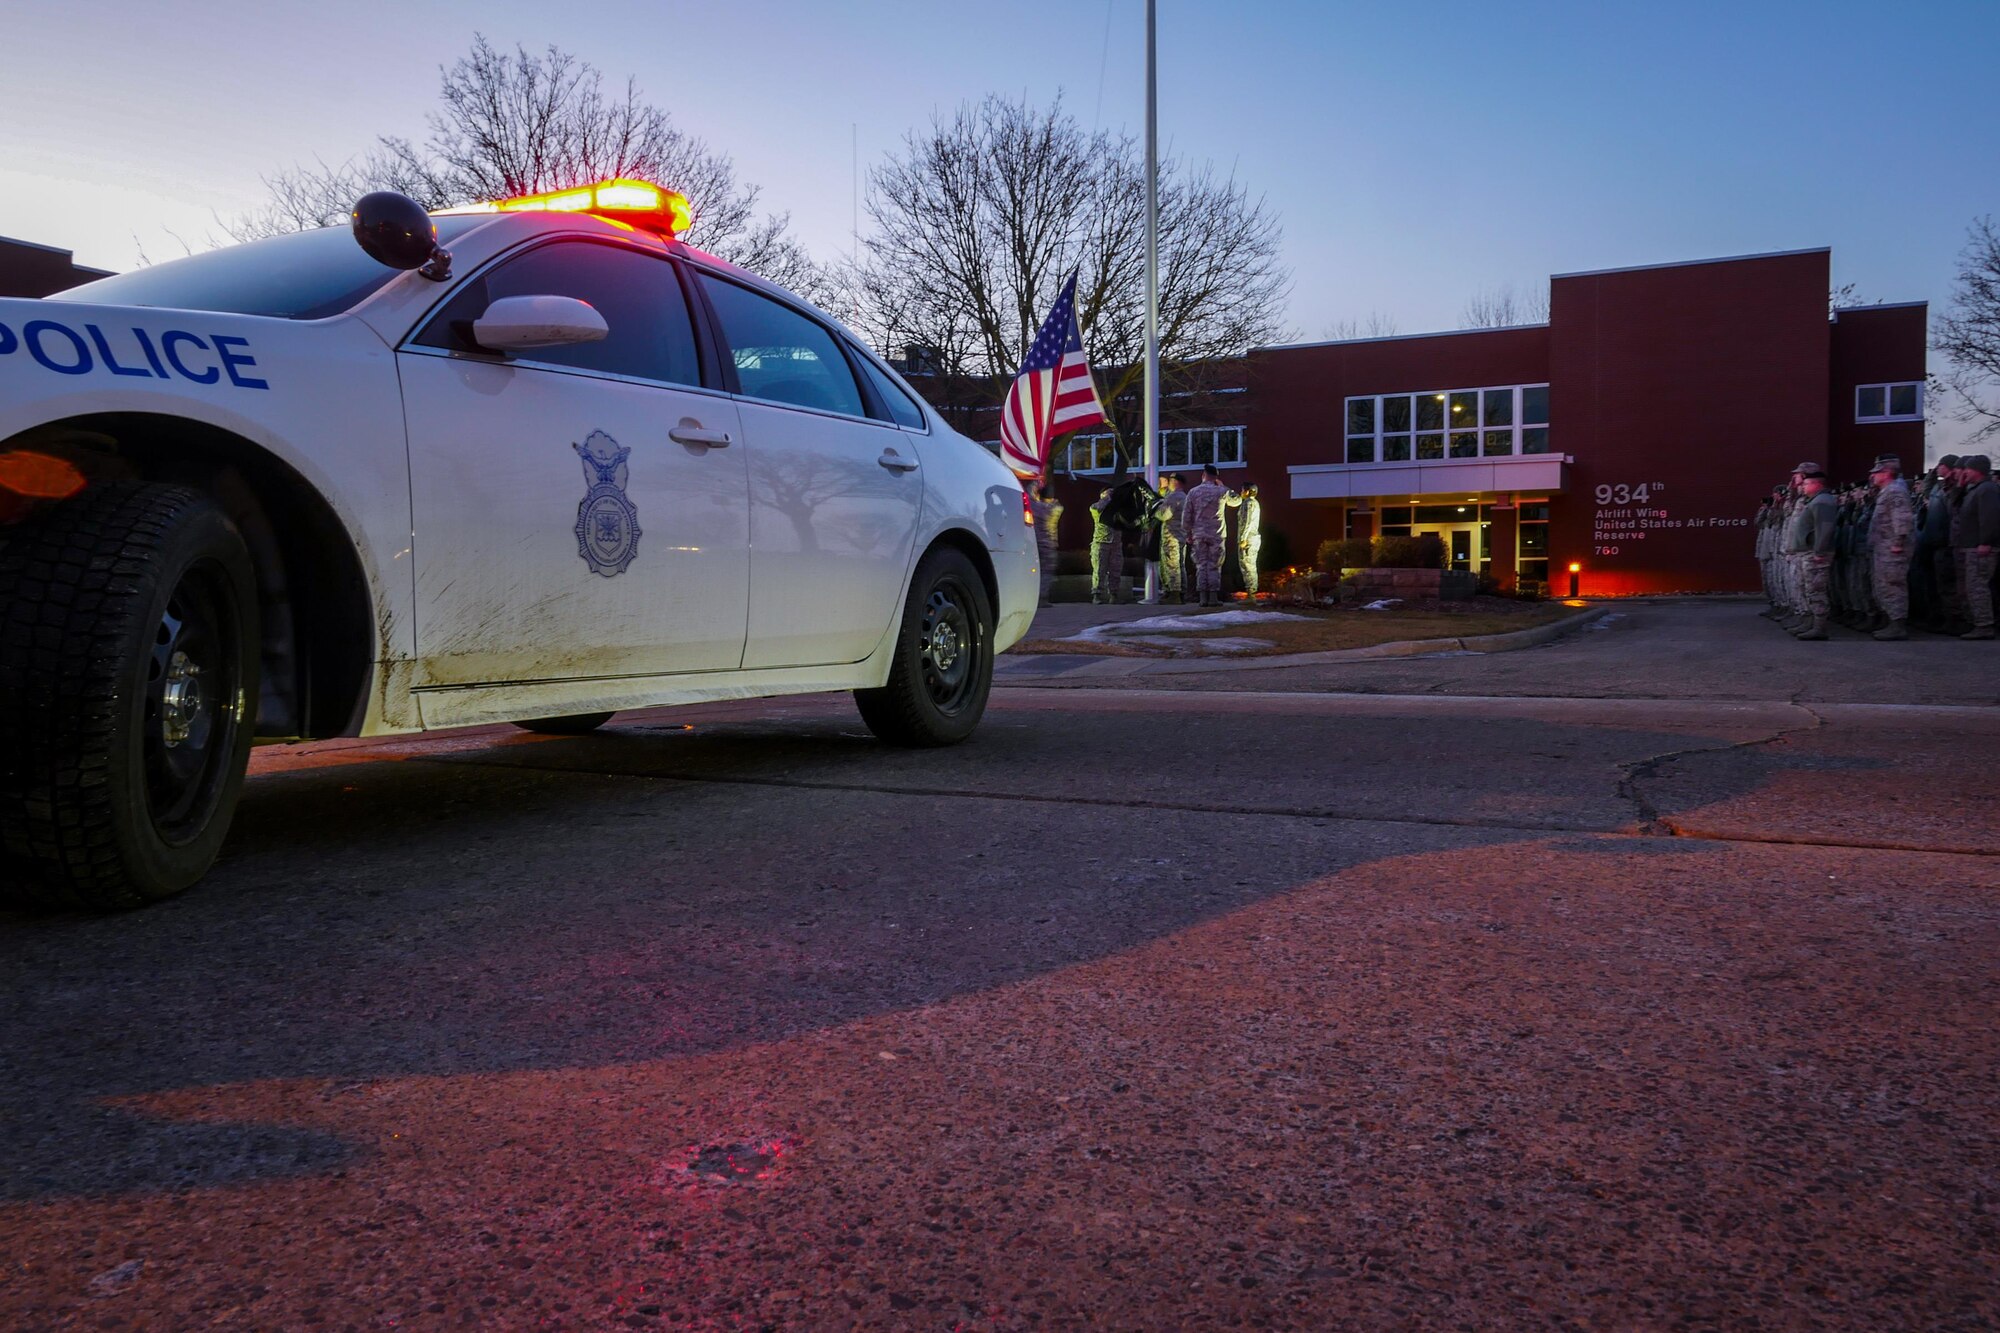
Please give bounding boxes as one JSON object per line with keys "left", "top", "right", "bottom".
{"left": 1778, "top": 491, "right": 1805, "bottom": 624}
{"left": 1182, "top": 478, "right": 1230, "bottom": 605}
{"left": 1231, "top": 491, "right": 1263, "bottom": 596}
{"left": 1929, "top": 480, "right": 1964, "bottom": 630}
{"left": 1754, "top": 501, "right": 1777, "bottom": 610}
{"left": 1785, "top": 479, "right": 1839, "bottom": 639}
{"left": 1089, "top": 492, "right": 1124, "bottom": 604}
{"left": 1868, "top": 470, "right": 1915, "bottom": 634}
{"left": 1157, "top": 485, "right": 1187, "bottom": 600}
{"left": 1832, "top": 490, "right": 1864, "bottom": 624}
{"left": 1029, "top": 491, "right": 1063, "bottom": 605}
{"left": 1952, "top": 463, "right": 2000, "bottom": 637}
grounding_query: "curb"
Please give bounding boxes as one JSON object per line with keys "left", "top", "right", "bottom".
{"left": 996, "top": 605, "right": 1611, "bottom": 680}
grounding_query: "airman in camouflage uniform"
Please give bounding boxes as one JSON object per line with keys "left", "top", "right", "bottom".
{"left": 1155, "top": 474, "right": 1187, "bottom": 603}
{"left": 1867, "top": 455, "right": 1915, "bottom": 639}
{"left": 1089, "top": 487, "right": 1123, "bottom": 604}
{"left": 1776, "top": 475, "right": 1808, "bottom": 631}
{"left": 1182, "top": 464, "right": 1230, "bottom": 606}
{"left": 1228, "top": 483, "right": 1264, "bottom": 597}
{"left": 1785, "top": 462, "right": 1839, "bottom": 640}
{"left": 1028, "top": 481, "right": 1063, "bottom": 606}
{"left": 1755, "top": 494, "right": 1780, "bottom": 614}
{"left": 1924, "top": 458, "right": 1964, "bottom": 632}
{"left": 1952, "top": 454, "right": 2000, "bottom": 640}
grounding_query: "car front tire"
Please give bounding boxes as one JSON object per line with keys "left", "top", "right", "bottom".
{"left": 0, "top": 483, "right": 260, "bottom": 911}
{"left": 854, "top": 546, "right": 994, "bottom": 747}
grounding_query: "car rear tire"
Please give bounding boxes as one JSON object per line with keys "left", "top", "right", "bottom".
{"left": 855, "top": 546, "right": 994, "bottom": 747}
{"left": 0, "top": 483, "right": 260, "bottom": 911}
{"left": 511, "top": 713, "right": 615, "bottom": 735}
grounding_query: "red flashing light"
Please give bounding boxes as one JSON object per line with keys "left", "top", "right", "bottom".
{"left": 0, "top": 450, "right": 87, "bottom": 500}
{"left": 1022, "top": 490, "right": 1035, "bottom": 526}
{"left": 481, "top": 179, "right": 693, "bottom": 237}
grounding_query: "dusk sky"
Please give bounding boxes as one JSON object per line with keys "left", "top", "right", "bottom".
{"left": 4, "top": 0, "right": 1994, "bottom": 444}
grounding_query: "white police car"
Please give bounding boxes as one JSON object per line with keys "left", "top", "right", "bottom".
{"left": 0, "top": 180, "right": 1037, "bottom": 909}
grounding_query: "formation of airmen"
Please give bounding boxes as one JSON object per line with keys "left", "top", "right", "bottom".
{"left": 1755, "top": 453, "right": 1999, "bottom": 641}
{"left": 1027, "top": 464, "right": 1264, "bottom": 606}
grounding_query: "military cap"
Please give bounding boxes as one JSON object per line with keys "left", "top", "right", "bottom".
{"left": 1869, "top": 453, "right": 1901, "bottom": 473}
{"left": 1792, "top": 461, "right": 1826, "bottom": 479}
{"left": 1967, "top": 455, "right": 1992, "bottom": 475}
{"left": 1938, "top": 455, "right": 1960, "bottom": 469}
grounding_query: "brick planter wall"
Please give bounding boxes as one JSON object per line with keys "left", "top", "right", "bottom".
{"left": 1339, "top": 568, "right": 1477, "bottom": 601}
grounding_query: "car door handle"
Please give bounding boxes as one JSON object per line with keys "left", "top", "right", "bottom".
{"left": 669, "top": 421, "right": 732, "bottom": 448}
{"left": 877, "top": 451, "right": 920, "bottom": 473}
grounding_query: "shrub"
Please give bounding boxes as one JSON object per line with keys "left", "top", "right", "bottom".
{"left": 1316, "top": 537, "right": 1371, "bottom": 573}
{"left": 1371, "top": 534, "right": 1445, "bottom": 568}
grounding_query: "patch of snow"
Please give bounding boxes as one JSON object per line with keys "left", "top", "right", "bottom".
{"left": 1097, "top": 634, "right": 1275, "bottom": 655}
{"left": 1060, "top": 609, "right": 1307, "bottom": 643}
{"left": 1360, "top": 598, "right": 1403, "bottom": 611}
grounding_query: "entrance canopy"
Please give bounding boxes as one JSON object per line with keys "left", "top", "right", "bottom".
{"left": 1287, "top": 453, "right": 1567, "bottom": 501}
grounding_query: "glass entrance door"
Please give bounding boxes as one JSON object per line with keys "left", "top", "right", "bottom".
{"left": 1411, "top": 522, "right": 1483, "bottom": 573}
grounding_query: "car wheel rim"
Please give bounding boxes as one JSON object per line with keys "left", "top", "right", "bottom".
{"left": 143, "top": 559, "right": 242, "bottom": 844}
{"left": 919, "top": 578, "right": 982, "bottom": 715}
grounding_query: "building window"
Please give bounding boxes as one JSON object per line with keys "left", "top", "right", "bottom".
{"left": 1063, "top": 425, "right": 1245, "bottom": 476}
{"left": 1342, "top": 383, "right": 1549, "bottom": 464}
{"left": 1517, "top": 500, "right": 1550, "bottom": 589}
{"left": 1855, "top": 381, "right": 1921, "bottom": 423}
{"left": 1346, "top": 399, "right": 1375, "bottom": 463}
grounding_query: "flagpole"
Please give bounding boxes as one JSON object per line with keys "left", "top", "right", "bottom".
{"left": 1142, "top": 0, "right": 1162, "bottom": 603}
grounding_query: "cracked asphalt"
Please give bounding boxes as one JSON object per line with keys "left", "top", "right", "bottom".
{"left": 2, "top": 599, "right": 1996, "bottom": 1329}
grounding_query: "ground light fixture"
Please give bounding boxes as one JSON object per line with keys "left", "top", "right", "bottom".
{"left": 1568, "top": 560, "right": 1582, "bottom": 597}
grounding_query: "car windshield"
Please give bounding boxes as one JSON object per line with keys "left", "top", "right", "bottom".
{"left": 48, "top": 217, "right": 490, "bottom": 320}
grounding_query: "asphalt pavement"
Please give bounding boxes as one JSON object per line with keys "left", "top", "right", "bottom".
{"left": 2, "top": 599, "right": 1996, "bottom": 1329}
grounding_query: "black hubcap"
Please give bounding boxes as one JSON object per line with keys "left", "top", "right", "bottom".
{"left": 919, "top": 578, "right": 982, "bottom": 715}
{"left": 143, "top": 561, "right": 241, "bottom": 843}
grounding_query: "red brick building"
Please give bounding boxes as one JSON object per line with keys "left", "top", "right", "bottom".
{"left": 1005, "top": 247, "right": 1926, "bottom": 596}
{"left": 0, "top": 236, "right": 113, "bottom": 299}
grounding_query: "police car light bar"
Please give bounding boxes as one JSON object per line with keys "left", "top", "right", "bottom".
{"left": 471, "top": 179, "right": 694, "bottom": 238}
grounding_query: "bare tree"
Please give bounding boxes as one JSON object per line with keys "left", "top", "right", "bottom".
{"left": 854, "top": 94, "right": 1289, "bottom": 449}
{"left": 1460, "top": 283, "right": 1550, "bottom": 329}
{"left": 1934, "top": 215, "right": 2000, "bottom": 444}
{"left": 1319, "top": 312, "right": 1401, "bottom": 341}
{"left": 231, "top": 36, "right": 809, "bottom": 278}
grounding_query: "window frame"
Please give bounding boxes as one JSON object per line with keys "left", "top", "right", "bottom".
{"left": 1061, "top": 425, "right": 1247, "bottom": 476}
{"left": 846, "top": 340, "right": 935, "bottom": 433}
{"left": 1854, "top": 380, "right": 1923, "bottom": 424}
{"left": 403, "top": 236, "right": 726, "bottom": 395}
{"left": 1341, "top": 383, "right": 1550, "bottom": 464}
{"left": 1515, "top": 496, "right": 1551, "bottom": 588}
{"left": 685, "top": 263, "right": 882, "bottom": 425}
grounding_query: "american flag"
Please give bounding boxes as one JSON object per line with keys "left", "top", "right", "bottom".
{"left": 998, "top": 272, "right": 1109, "bottom": 478}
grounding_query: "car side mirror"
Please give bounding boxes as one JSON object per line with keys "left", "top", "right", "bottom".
{"left": 467, "top": 295, "right": 609, "bottom": 353}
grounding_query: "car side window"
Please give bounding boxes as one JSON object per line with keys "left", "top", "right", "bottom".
{"left": 415, "top": 241, "right": 701, "bottom": 387}
{"left": 856, "top": 354, "right": 929, "bottom": 430}
{"left": 695, "top": 272, "right": 867, "bottom": 418}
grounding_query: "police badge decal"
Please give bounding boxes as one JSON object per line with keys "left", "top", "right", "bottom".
{"left": 572, "top": 430, "right": 642, "bottom": 577}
